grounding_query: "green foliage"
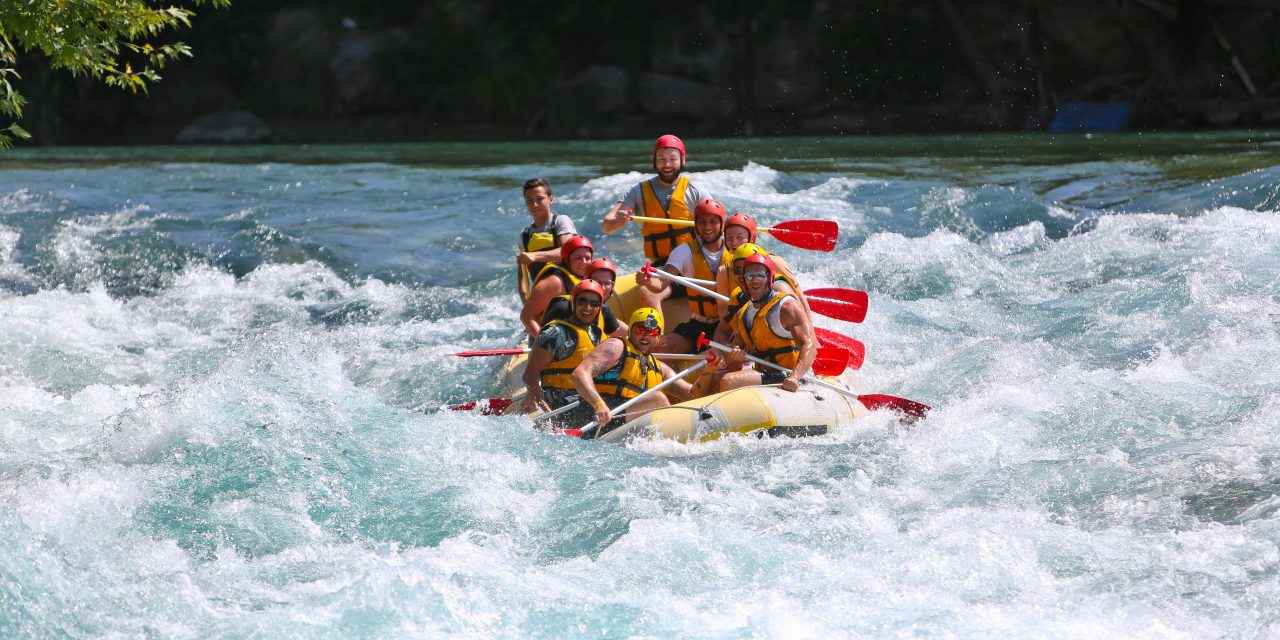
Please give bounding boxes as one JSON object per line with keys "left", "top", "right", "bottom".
{"left": 0, "top": 0, "right": 229, "bottom": 148}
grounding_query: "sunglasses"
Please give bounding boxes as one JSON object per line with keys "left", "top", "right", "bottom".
{"left": 743, "top": 271, "right": 770, "bottom": 280}
{"left": 574, "top": 297, "right": 602, "bottom": 308}
{"left": 632, "top": 326, "right": 661, "bottom": 337}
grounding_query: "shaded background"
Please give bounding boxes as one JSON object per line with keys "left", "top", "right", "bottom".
{"left": 12, "top": 0, "right": 1280, "bottom": 145}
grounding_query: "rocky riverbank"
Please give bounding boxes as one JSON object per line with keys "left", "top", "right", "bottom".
{"left": 13, "top": 1, "right": 1280, "bottom": 145}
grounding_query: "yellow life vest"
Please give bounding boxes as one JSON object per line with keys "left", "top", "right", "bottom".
{"left": 519, "top": 215, "right": 566, "bottom": 299}
{"left": 593, "top": 338, "right": 664, "bottom": 401}
{"left": 726, "top": 271, "right": 799, "bottom": 321}
{"left": 540, "top": 293, "right": 608, "bottom": 333}
{"left": 639, "top": 176, "right": 695, "bottom": 261}
{"left": 539, "top": 319, "right": 604, "bottom": 390}
{"left": 732, "top": 291, "right": 800, "bottom": 370}
{"left": 687, "top": 239, "right": 730, "bottom": 319}
{"left": 532, "top": 261, "right": 580, "bottom": 295}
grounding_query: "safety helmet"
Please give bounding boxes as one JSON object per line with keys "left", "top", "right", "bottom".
{"left": 693, "top": 198, "right": 726, "bottom": 225}
{"left": 731, "top": 242, "right": 769, "bottom": 263}
{"left": 571, "top": 279, "right": 606, "bottom": 306}
{"left": 725, "top": 212, "right": 758, "bottom": 243}
{"left": 559, "top": 234, "right": 594, "bottom": 264}
{"left": 586, "top": 257, "right": 617, "bottom": 282}
{"left": 653, "top": 134, "right": 686, "bottom": 167}
{"left": 628, "top": 307, "right": 664, "bottom": 333}
{"left": 740, "top": 253, "right": 776, "bottom": 288}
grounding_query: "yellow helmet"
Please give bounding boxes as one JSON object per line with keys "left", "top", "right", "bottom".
{"left": 731, "top": 243, "right": 769, "bottom": 263}
{"left": 628, "top": 307, "right": 664, "bottom": 332}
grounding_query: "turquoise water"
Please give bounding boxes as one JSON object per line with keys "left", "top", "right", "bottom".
{"left": 3, "top": 132, "right": 1280, "bottom": 637}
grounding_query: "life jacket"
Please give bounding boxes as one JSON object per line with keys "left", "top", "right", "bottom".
{"left": 531, "top": 261, "right": 580, "bottom": 295}
{"left": 732, "top": 291, "right": 800, "bottom": 370}
{"left": 593, "top": 338, "right": 664, "bottom": 401}
{"left": 639, "top": 176, "right": 695, "bottom": 260}
{"left": 539, "top": 319, "right": 604, "bottom": 390}
{"left": 541, "top": 294, "right": 608, "bottom": 333}
{"left": 519, "top": 215, "right": 565, "bottom": 297}
{"left": 520, "top": 214, "right": 565, "bottom": 255}
{"left": 687, "top": 239, "right": 730, "bottom": 319}
{"left": 725, "top": 272, "right": 799, "bottom": 322}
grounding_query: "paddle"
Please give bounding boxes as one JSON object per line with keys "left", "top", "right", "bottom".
{"left": 449, "top": 397, "right": 514, "bottom": 415}
{"left": 452, "top": 348, "right": 712, "bottom": 360}
{"left": 857, "top": 394, "right": 931, "bottom": 421}
{"left": 644, "top": 263, "right": 868, "bottom": 325}
{"left": 699, "top": 335, "right": 930, "bottom": 421}
{"left": 805, "top": 288, "right": 868, "bottom": 323}
{"left": 572, "top": 359, "right": 710, "bottom": 439}
{"left": 814, "top": 327, "right": 865, "bottom": 370}
{"left": 531, "top": 399, "right": 584, "bottom": 424}
{"left": 629, "top": 215, "right": 838, "bottom": 252}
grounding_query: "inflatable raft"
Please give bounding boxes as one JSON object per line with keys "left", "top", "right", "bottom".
{"left": 477, "top": 271, "right": 915, "bottom": 443}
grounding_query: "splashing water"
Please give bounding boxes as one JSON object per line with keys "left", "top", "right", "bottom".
{"left": 2, "top": 133, "right": 1280, "bottom": 637}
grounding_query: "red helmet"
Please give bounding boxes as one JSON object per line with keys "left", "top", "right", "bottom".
{"left": 653, "top": 134, "right": 686, "bottom": 166}
{"left": 725, "top": 212, "right": 758, "bottom": 243}
{"left": 571, "top": 278, "right": 606, "bottom": 305}
{"left": 586, "top": 257, "right": 617, "bottom": 282}
{"left": 693, "top": 198, "right": 726, "bottom": 224}
{"left": 740, "top": 252, "right": 776, "bottom": 287}
{"left": 559, "top": 235, "right": 594, "bottom": 264}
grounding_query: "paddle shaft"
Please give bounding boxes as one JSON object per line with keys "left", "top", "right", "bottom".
{"left": 630, "top": 215, "right": 800, "bottom": 234}
{"left": 703, "top": 338, "right": 858, "bottom": 401}
{"left": 455, "top": 348, "right": 710, "bottom": 360}
{"left": 578, "top": 360, "right": 708, "bottom": 438}
{"left": 531, "top": 399, "right": 581, "bottom": 423}
{"left": 648, "top": 266, "right": 729, "bottom": 303}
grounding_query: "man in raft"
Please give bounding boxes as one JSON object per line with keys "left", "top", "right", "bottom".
{"left": 599, "top": 134, "right": 714, "bottom": 310}
{"left": 696, "top": 254, "right": 817, "bottom": 395}
{"left": 633, "top": 198, "right": 729, "bottom": 353}
{"left": 521, "top": 279, "right": 608, "bottom": 419}
{"left": 539, "top": 257, "right": 627, "bottom": 338}
{"left": 713, "top": 239, "right": 811, "bottom": 345}
{"left": 516, "top": 178, "right": 577, "bottom": 300}
{"left": 520, "top": 234, "right": 594, "bottom": 338}
{"left": 572, "top": 307, "right": 694, "bottom": 431}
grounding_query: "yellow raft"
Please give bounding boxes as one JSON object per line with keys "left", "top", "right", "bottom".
{"left": 498, "top": 272, "right": 875, "bottom": 443}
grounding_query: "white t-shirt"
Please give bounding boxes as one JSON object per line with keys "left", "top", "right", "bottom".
{"left": 665, "top": 240, "right": 725, "bottom": 278}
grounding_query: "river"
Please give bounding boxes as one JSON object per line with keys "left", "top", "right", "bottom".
{"left": 2, "top": 132, "right": 1280, "bottom": 637}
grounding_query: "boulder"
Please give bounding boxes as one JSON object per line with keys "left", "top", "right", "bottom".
{"left": 330, "top": 30, "right": 397, "bottom": 114}
{"left": 176, "top": 110, "right": 273, "bottom": 144}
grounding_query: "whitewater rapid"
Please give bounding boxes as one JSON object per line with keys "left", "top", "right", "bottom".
{"left": 2, "top": 136, "right": 1280, "bottom": 637}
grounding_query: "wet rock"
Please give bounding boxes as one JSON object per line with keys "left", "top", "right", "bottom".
{"left": 176, "top": 110, "right": 273, "bottom": 144}
{"left": 330, "top": 30, "right": 402, "bottom": 114}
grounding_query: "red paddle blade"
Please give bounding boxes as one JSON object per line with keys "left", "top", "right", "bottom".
{"left": 807, "top": 295, "right": 867, "bottom": 324}
{"left": 762, "top": 219, "right": 838, "bottom": 252}
{"left": 450, "top": 398, "right": 514, "bottom": 415}
{"left": 814, "top": 328, "right": 865, "bottom": 370}
{"left": 804, "top": 288, "right": 868, "bottom": 312}
{"left": 451, "top": 348, "right": 527, "bottom": 357}
{"left": 812, "top": 347, "right": 850, "bottom": 376}
{"left": 857, "top": 394, "right": 930, "bottom": 422}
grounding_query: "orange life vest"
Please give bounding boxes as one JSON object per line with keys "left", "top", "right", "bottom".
{"left": 639, "top": 176, "right": 695, "bottom": 260}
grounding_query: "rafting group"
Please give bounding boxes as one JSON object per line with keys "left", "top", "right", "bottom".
{"left": 460, "top": 134, "right": 926, "bottom": 441}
